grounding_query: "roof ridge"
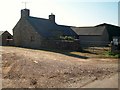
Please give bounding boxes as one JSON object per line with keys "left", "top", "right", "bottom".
{"left": 29, "top": 16, "right": 49, "bottom": 21}
{"left": 96, "top": 23, "right": 119, "bottom": 27}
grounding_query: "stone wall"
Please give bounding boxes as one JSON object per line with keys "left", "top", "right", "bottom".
{"left": 13, "top": 18, "right": 44, "bottom": 49}
{"left": 41, "top": 40, "right": 80, "bottom": 51}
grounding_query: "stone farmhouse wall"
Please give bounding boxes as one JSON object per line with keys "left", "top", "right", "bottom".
{"left": 13, "top": 18, "right": 44, "bottom": 49}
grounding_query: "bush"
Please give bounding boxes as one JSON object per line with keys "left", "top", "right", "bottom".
{"left": 105, "top": 51, "right": 120, "bottom": 58}
{"left": 60, "top": 36, "right": 75, "bottom": 41}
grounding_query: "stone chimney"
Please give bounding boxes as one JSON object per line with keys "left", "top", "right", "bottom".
{"left": 21, "top": 9, "right": 30, "bottom": 18}
{"left": 49, "top": 13, "right": 55, "bottom": 23}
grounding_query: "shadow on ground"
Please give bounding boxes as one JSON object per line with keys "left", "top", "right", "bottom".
{"left": 37, "top": 47, "right": 88, "bottom": 59}
{"left": 15, "top": 46, "right": 88, "bottom": 59}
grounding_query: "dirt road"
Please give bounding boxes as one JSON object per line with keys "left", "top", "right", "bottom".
{"left": 82, "top": 73, "right": 118, "bottom": 88}
{"left": 1, "top": 46, "right": 118, "bottom": 88}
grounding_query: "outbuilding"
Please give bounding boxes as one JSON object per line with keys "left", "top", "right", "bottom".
{"left": 72, "top": 23, "right": 120, "bottom": 47}
{"left": 0, "top": 31, "right": 13, "bottom": 46}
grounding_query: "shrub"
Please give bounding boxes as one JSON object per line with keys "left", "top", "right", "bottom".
{"left": 105, "top": 51, "right": 120, "bottom": 58}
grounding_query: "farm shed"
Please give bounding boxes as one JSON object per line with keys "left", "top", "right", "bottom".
{"left": 0, "top": 31, "right": 13, "bottom": 46}
{"left": 72, "top": 23, "right": 120, "bottom": 47}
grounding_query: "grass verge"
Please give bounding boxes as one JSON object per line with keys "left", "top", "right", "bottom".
{"left": 104, "top": 51, "right": 120, "bottom": 58}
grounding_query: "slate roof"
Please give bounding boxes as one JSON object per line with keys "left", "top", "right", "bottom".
{"left": 57, "top": 25, "right": 77, "bottom": 36}
{"left": 71, "top": 26, "right": 106, "bottom": 36}
{"left": 27, "top": 16, "right": 77, "bottom": 38}
{"left": 25, "top": 15, "right": 120, "bottom": 38}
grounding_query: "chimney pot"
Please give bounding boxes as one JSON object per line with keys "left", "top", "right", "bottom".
{"left": 49, "top": 13, "right": 55, "bottom": 23}
{"left": 21, "top": 9, "right": 30, "bottom": 18}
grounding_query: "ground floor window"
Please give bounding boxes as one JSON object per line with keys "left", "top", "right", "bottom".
{"left": 30, "top": 36, "right": 35, "bottom": 42}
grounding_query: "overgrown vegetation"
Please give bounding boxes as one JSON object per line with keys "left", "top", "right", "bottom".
{"left": 60, "top": 36, "right": 75, "bottom": 41}
{"left": 104, "top": 51, "right": 120, "bottom": 58}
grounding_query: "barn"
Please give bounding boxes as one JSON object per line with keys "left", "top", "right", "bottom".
{"left": 0, "top": 31, "right": 13, "bottom": 46}
{"left": 96, "top": 23, "right": 120, "bottom": 41}
{"left": 72, "top": 23, "right": 120, "bottom": 47}
{"left": 71, "top": 26, "right": 108, "bottom": 46}
{"left": 13, "top": 9, "right": 79, "bottom": 49}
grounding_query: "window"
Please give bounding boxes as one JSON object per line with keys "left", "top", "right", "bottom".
{"left": 7, "top": 36, "right": 11, "bottom": 39}
{"left": 30, "top": 36, "right": 35, "bottom": 42}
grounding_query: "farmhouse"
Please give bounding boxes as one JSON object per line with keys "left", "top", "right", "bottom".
{"left": 0, "top": 31, "right": 13, "bottom": 46}
{"left": 13, "top": 9, "right": 79, "bottom": 49}
{"left": 13, "top": 9, "right": 120, "bottom": 49}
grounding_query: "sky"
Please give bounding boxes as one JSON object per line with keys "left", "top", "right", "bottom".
{"left": 0, "top": 0, "right": 119, "bottom": 34}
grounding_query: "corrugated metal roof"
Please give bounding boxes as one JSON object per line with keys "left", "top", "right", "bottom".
{"left": 95, "top": 23, "right": 120, "bottom": 27}
{"left": 71, "top": 26, "right": 106, "bottom": 36}
{"left": 27, "top": 16, "right": 77, "bottom": 38}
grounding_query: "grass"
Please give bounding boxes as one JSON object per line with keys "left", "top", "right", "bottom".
{"left": 104, "top": 51, "right": 120, "bottom": 58}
